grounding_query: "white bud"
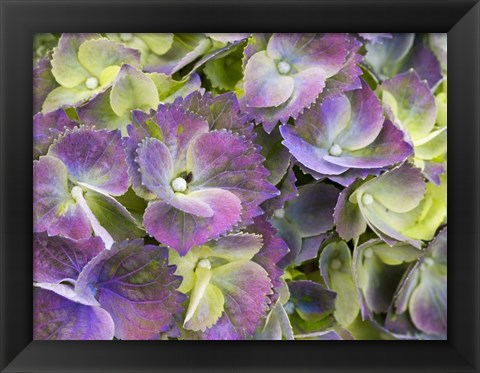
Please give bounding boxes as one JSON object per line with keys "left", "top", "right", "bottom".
{"left": 171, "top": 177, "right": 187, "bottom": 192}
{"left": 197, "top": 258, "right": 211, "bottom": 270}
{"left": 424, "top": 257, "right": 435, "bottom": 267}
{"left": 362, "top": 193, "right": 374, "bottom": 206}
{"left": 273, "top": 208, "right": 286, "bottom": 219}
{"left": 329, "top": 143, "right": 343, "bottom": 156}
{"left": 364, "top": 248, "right": 373, "bottom": 258}
{"left": 277, "top": 60, "right": 291, "bottom": 74}
{"left": 85, "top": 77, "right": 99, "bottom": 90}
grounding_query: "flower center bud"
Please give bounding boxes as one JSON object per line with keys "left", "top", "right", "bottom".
{"left": 329, "top": 143, "right": 343, "bottom": 156}
{"left": 273, "top": 208, "right": 285, "bottom": 219}
{"left": 364, "top": 248, "right": 373, "bottom": 258}
{"left": 120, "top": 33, "right": 133, "bottom": 41}
{"left": 277, "top": 60, "right": 291, "bottom": 74}
{"left": 423, "top": 257, "right": 434, "bottom": 267}
{"left": 171, "top": 177, "right": 187, "bottom": 192}
{"left": 284, "top": 301, "right": 295, "bottom": 315}
{"left": 197, "top": 258, "right": 211, "bottom": 270}
{"left": 362, "top": 193, "right": 374, "bottom": 206}
{"left": 85, "top": 77, "right": 99, "bottom": 90}
{"left": 330, "top": 258, "right": 342, "bottom": 270}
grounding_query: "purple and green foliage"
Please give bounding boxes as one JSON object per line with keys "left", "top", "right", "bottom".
{"left": 32, "top": 33, "right": 447, "bottom": 340}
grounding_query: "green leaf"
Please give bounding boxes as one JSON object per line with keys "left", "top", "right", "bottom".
{"left": 204, "top": 45, "right": 243, "bottom": 91}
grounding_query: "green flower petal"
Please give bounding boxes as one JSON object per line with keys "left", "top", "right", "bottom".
{"left": 77, "top": 38, "right": 140, "bottom": 78}
{"left": 320, "top": 241, "right": 359, "bottom": 327}
{"left": 110, "top": 64, "right": 159, "bottom": 116}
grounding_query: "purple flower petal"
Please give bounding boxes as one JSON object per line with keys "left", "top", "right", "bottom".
{"left": 333, "top": 81, "right": 384, "bottom": 150}
{"left": 242, "top": 33, "right": 349, "bottom": 133}
{"left": 33, "top": 232, "right": 104, "bottom": 283}
{"left": 34, "top": 288, "right": 114, "bottom": 340}
{"left": 333, "top": 181, "right": 367, "bottom": 241}
{"left": 144, "top": 189, "right": 242, "bottom": 255}
{"left": 33, "top": 109, "right": 78, "bottom": 159}
{"left": 248, "top": 216, "right": 289, "bottom": 304}
{"left": 409, "top": 266, "right": 447, "bottom": 336}
{"left": 177, "top": 91, "right": 254, "bottom": 139}
{"left": 261, "top": 161, "right": 298, "bottom": 216}
{"left": 267, "top": 33, "right": 347, "bottom": 75}
{"left": 48, "top": 127, "right": 129, "bottom": 196}
{"left": 255, "top": 126, "right": 291, "bottom": 185}
{"left": 365, "top": 33, "right": 415, "bottom": 79}
{"left": 244, "top": 50, "right": 294, "bottom": 108}
{"left": 422, "top": 161, "right": 445, "bottom": 185}
{"left": 135, "top": 137, "right": 175, "bottom": 200}
{"left": 76, "top": 240, "right": 185, "bottom": 339}
{"left": 382, "top": 70, "right": 437, "bottom": 142}
{"left": 399, "top": 40, "right": 443, "bottom": 89}
{"left": 33, "top": 156, "right": 91, "bottom": 240}
{"left": 288, "top": 280, "right": 336, "bottom": 321}
{"left": 284, "top": 182, "right": 339, "bottom": 237}
{"left": 187, "top": 131, "right": 279, "bottom": 224}
{"left": 199, "top": 260, "right": 273, "bottom": 340}
{"left": 246, "top": 67, "right": 330, "bottom": 134}
{"left": 324, "top": 120, "right": 413, "bottom": 168}
{"left": 322, "top": 35, "right": 363, "bottom": 97}
{"left": 145, "top": 104, "right": 209, "bottom": 173}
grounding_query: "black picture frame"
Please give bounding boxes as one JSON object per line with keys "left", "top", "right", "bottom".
{"left": 1, "top": 0, "right": 479, "bottom": 372}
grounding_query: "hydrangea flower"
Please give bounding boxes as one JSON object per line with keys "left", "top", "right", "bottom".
{"left": 240, "top": 33, "right": 352, "bottom": 133}
{"left": 382, "top": 70, "right": 447, "bottom": 184}
{"left": 352, "top": 239, "right": 421, "bottom": 322}
{"left": 106, "top": 33, "right": 174, "bottom": 66}
{"left": 285, "top": 280, "right": 337, "bottom": 337}
{"left": 319, "top": 240, "right": 360, "bottom": 327}
{"left": 335, "top": 163, "right": 446, "bottom": 248}
{"left": 365, "top": 33, "right": 442, "bottom": 89}
{"left": 169, "top": 217, "right": 288, "bottom": 339}
{"left": 139, "top": 33, "right": 211, "bottom": 75}
{"left": 43, "top": 33, "right": 140, "bottom": 113}
{"left": 33, "top": 127, "right": 142, "bottom": 248}
{"left": 386, "top": 228, "right": 447, "bottom": 338}
{"left": 125, "top": 96, "right": 278, "bottom": 255}
{"left": 76, "top": 64, "right": 202, "bottom": 135}
{"left": 270, "top": 182, "right": 339, "bottom": 267}
{"left": 280, "top": 82, "right": 413, "bottom": 186}
{"left": 34, "top": 236, "right": 185, "bottom": 340}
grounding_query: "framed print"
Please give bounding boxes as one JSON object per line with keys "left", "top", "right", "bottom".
{"left": 1, "top": 0, "right": 479, "bottom": 372}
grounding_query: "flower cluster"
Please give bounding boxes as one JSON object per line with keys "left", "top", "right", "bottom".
{"left": 33, "top": 33, "right": 447, "bottom": 340}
